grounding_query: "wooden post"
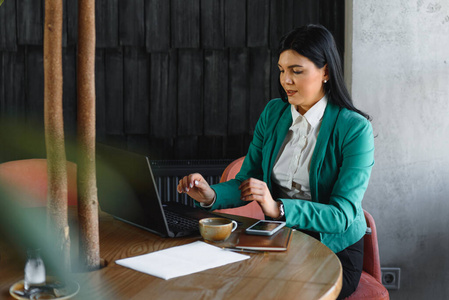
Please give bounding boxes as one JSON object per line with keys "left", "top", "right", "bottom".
{"left": 77, "top": 0, "right": 100, "bottom": 270}
{"left": 43, "top": 0, "right": 70, "bottom": 271}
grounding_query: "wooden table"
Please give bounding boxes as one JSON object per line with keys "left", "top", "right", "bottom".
{"left": 0, "top": 209, "right": 342, "bottom": 300}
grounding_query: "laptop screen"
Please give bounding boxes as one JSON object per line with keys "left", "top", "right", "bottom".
{"left": 96, "top": 144, "right": 170, "bottom": 236}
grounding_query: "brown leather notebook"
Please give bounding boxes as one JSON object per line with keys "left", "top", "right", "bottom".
{"left": 235, "top": 227, "right": 293, "bottom": 251}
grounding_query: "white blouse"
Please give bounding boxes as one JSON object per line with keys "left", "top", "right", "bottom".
{"left": 272, "top": 95, "right": 328, "bottom": 200}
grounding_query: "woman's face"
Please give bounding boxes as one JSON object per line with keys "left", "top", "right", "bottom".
{"left": 278, "top": 50, "right": 328, "bottom": 114}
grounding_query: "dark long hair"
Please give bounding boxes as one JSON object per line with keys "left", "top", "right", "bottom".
{"left": 278, "top": 24, "right": 370, "bottom": 120}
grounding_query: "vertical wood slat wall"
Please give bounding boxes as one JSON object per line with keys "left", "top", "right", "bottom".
{"left": 0, "top": 0, "right": 344, "bottom": 161}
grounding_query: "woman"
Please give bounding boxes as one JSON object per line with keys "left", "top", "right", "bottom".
{"left": 177, "top": 24, "right": 374, "bottom": 299}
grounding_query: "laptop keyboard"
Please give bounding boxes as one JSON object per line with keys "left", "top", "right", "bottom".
{"left": 164, "top": 210, "right": 199, "bottom": 231}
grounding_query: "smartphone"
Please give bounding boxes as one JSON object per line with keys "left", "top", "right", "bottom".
{"left": 245, "top": 220, "right": 286, "bottom": 236}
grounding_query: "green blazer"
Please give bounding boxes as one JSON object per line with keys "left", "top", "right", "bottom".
{"left": 207, "top": 98, "right": 374, "bottom": 253}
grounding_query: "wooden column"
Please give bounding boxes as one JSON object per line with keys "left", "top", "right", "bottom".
{"left": 44, "top": 0, "right": 70, "bottom": 271}
{"left": 77, "top": 0, "right": 100, "bottom": 270}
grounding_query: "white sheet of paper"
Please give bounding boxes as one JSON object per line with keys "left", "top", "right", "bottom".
{"left": 115, "top": 241, "right": 250, "bottom": 280}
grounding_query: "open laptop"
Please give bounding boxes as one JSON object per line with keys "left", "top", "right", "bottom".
{"left": 96, "top": 143, "right": 230, "bottom": 237}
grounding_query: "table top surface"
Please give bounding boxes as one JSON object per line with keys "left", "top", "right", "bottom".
{"left": 0, "top": 208, "right": 342, "bottom": 300}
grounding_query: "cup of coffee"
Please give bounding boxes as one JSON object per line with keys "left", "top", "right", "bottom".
{"left": 199, "top": 218, "right": 238, "bottom": 242}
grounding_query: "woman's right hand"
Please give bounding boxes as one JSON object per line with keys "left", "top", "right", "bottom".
{"left": 177, "top": 173, "right": 215, "bottom": 206}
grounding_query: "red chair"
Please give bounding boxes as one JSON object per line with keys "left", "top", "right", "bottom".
{"left": 0, "top": 159, "right": 78, "bottom": 206}
{"left": 345, "top": 210, "right": 389, "bottom": 299}
{"left": 213, "top": 156, "right": 264, "bottom": 220}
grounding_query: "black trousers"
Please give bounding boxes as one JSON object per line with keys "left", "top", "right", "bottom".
{"left": 336, "top": 237, "right": 364, "bottom": 299}
{"left": 300, "top": 230, "right": 364, "bottom": 299}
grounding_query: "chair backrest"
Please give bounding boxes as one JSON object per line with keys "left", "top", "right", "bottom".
{"left": 214, "top": 156, "right": 264, "bottom": 220}
{"left": 0, "top": 159, "right": 78, "bottom": 206}
{"left": 363, "top": 209, "right": 382, "bottom": 283}
{"left": 219, "top": 156, "right": 245, "bottom": 183}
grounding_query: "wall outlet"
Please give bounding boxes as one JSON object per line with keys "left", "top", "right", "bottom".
{"left": 381, "top": 267, "right": 401, "bottom": 289}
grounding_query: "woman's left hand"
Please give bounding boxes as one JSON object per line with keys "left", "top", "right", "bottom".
{"left": 239, "top": 178, "right": 280, "bottom": 219}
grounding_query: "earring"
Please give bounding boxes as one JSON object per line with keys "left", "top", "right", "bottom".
{"left": 324, "top": 80, "right": 327, "bottom": 83}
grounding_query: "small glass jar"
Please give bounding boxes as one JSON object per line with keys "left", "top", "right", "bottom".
{"left": 24, "top": 249, "right": 46, "bottom": 291}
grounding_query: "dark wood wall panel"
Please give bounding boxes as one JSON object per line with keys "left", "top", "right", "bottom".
{"left": 66, "top": 0, "right": 78, "bottom": 46}
{"left": 247, "top": 0, "right": 269, "bottom": 47}
{"left": 0, "top": 0, "right": 17, "bottom": 51}
{"left": 204, "top": 50, "right": 228, "bottom": 136}
{"left": 0, "top": 1, "right": 345, "bottom": 161}
{"left": 148, "top": 137, "right": 174, "bottom": 160}
{"left": 166, "top": 50, "right": 179, "bottom": 136}
{"left": 171, "top": 0, "right": 200, "bottom": 49}
{"left": 270, "top": 52, "right": 280, "bottom": 99}
{"left": 175, "top": 136, "right": 198, "bottom": 160}
{"left": 201, "top": 0, "right": 224, "bottom": 49}
{"left": 269, "top": 0, "right": 293, "bottom": 50}
{"left": 228, "top": 48, "right": 249, "bottom": 136}
{"left": 0, "top": 53, "right": 4, "bottom": 116}
{"left": 293, "top": 0, "right": 320, "bottom": 27}
{"left": 248, "top": 47, "right": 271, "bottom": 134}
{"left": 105, "top": 49, "right": 124, "bottom": 135}
{"left": 124, "top": 47, "right": 150, "bottom": 134}
{"left": 177, "top": 50, "right": 203, "bottom": 136}
{"left": 119, "top": 0, "right": 145, "bottom": 47}
{"left": 127, "top": 134, "right": 150, "bottom": 154}
{"left": 96, "top": 0, "right": 119, "bottom": 48}
{"left": 224, "top": 0, "right": 246, "bottom": 47}
{"left": 145, "top": 0, "right": 170, "bottom": 52}
{"left": 198, "top": 136, "right": 224, "bottom": 159}
{"left": 101, "top": 134, "right": 127, "bottom": 150}
{"left": 95, "top": 49, "right": 106, "bottom": 139}
{"left": 150, "top": 52, "right": 177, "bottom": 138}
{"left": 62, "top": 47, "right": 77, "bottom": 137}
{"left": 61, "top": 1, "right": 67, "bottom": 47}
{"left": 0, "top": 52, "right": 2, "bottom": 113}
{"left": 26, "top": 47, "right": 44, "bottom": 122}
{"left": 2, "top": 50, "right": 26, "bottom": 119}
{"left": 320, "top": 0, "right": 345, "bottom": 54}
{"left": 17, "top": 0, "right": 43, "bottom": 46}
{"left": 226, "top": 134, "right": 252, "bottom": 159}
